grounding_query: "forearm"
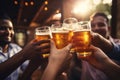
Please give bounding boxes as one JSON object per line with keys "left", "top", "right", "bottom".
{"left": 101, "top": 59, "right": 120, "bottom": 80}
{"left": 41, "top": 62, "right": 60, "bottom": 80}
{"left": 20, "top": 62, "right": 40, "bottom": 80}
{"left": 0, "top": 50, "right": 26, "bottom": 79}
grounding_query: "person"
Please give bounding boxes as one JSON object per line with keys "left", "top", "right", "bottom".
{"left": 0, "top": 14, "right": 50, "bottom": 80}
{"left": 90, "top": 12, "right": 120, "bottom": 58}
{"left": 81, "top": 12, "right": 120, "bottom": 80}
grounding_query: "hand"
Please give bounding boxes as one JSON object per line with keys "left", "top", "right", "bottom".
{"left": 48, "top": 40, "right": 72, "bottom": 73}
{"left": 91, "top": 32, "right": 113, "bottom": 53}
{"left": 81, "top": 45, "right": 120, "bottom": 80}
{"left": 40, "top": 40, "right": 73, "bottom": 80}
{"left": 21, "top": 39, "right": 50, "bottom": 60}
{"left": 83, "top": 45, "right": 110, "bottom": 70}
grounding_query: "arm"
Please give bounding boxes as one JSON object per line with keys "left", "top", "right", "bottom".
{"left": 20, "top": 39, "right": 50, "bottom": 80}
{"left": 0, "top": 50, "right": 26, "bottom": 79}
{"left": 20, "top": 57, "right": 43, "bottom": 80}
{"left": 0, "top": 39, "right": 50, "bottom": 79}
{"left": 41, "top": 40, "right": 72, "bottom": 80}
{"left": 83, "top": 45, "right": 120, "bottom": 80}
{"left": 102, "top": 58, "right": 120, "bottom": 80}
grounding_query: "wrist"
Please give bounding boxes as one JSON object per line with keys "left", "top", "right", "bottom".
{"left": 48, "top": 61, "right": 60, "bottom": 71}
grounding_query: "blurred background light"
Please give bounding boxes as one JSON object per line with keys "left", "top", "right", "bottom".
{"left": 93, "top": 0, "right": 101, "bottom": 5}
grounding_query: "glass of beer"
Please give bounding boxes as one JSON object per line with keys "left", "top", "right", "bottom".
{"left": 63, "top": 17, "right": 78, "bottom": 30}
{"left": 63, "top": 18, "right": 78, "bottom": 52}
{"left": 51, "top": 23, "right": 73, "bottom": 49}
{"left": 35, "top": 26, "right": 52, "bottom": 58}
{"left": 73, "top": 21, "right": 92, "bottom": 58}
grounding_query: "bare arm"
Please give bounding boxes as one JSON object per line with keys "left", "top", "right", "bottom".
{"left": 20, "top": 39, "right": 50, "bottom": 80}
{"left": 41, "top": 40, "right": 72, "bottom": 80}
{"left": 102, "top": 58, "right": 120, "bottom": 80}
{"left": 0, "top": 50, "right": 26, "bottom": 79}
{"left": 0, "top": 39, "right": 50, "bottom": 79}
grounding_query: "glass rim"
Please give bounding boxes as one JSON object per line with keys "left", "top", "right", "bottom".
{"left": 63, "top": 17, "right": 78, "bottom": 23}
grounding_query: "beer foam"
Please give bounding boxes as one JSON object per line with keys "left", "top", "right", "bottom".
{"left": 52, "top": 30, "right": 69, "bottom": 33}
{"left": 35, "top": 32, "right": 50, "bottom": 35}
{"left": 74, "top": 29, "right": 91, "bottom": 32}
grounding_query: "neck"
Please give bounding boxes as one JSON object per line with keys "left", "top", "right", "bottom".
{"left": 0, "top": 43, "right": 9, "bottom": 53}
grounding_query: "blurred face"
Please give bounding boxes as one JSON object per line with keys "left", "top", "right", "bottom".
{"left": 90, "top": 16, "right": 109, "bottom": 38}
{"left": 0, "top": 19, "right": 14, "bottom": 44}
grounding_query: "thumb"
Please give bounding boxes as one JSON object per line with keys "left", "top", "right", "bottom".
{"left": 50, "top": 40, "right": 57, "bottom": 50}
{"left": 89, "top": 45, "right": 100, "bottom": 52}
{"left": 64, "top": 43, "right": 72, "bottom": 52}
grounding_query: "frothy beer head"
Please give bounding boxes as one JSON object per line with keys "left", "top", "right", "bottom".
{"left": 52, "top": 30, "right": 73, "bottom": 49}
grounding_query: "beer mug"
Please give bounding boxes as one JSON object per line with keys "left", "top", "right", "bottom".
{"left": 73, "top": 21, "right": 92, "bottom": 58}
{"left": 63, "top": 17, "right": 78, "bottom": 30}
{"left": 63, "top": 18, "right": 78, "bottom": 52}
{"left": 63, "top": 17, "right": 78, "bottom": 24}
{"left": 35, "top": 26, "right": 52, "bottom": 58}
{"left": 51, "top": 23, "right": 73, "bottom": 49}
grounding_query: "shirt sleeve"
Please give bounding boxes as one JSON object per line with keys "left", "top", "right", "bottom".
{"left": 107, "top": 43, "right": 120, "bottom": 61}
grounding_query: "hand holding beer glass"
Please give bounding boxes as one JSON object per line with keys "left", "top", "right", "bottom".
{"left": 73, "top": 21, "right": 92, "bottom": 58}
{"left": 35, "top": 26, "right": 51, "bottom": 58}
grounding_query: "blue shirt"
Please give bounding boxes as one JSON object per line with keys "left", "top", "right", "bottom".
{"left": 107, "top": 43, "right": 120, "bottom": 61}
{"left": 0, "top": 43, "right": 28, "bottom": 80}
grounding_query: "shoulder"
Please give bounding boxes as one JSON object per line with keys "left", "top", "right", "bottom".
{"left": 113, "top": 38, "right": 120, "bottom": 44}
{"left": 109, "top": 37, "right": 120, "bottom": 44}
{"left": 9, "top": 43, "right": 21, "bottom": 47}
{"left": 9, "top": 43, "right": 22, "bottom": 51}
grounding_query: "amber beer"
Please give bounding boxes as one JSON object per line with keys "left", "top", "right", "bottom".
{"left": 35, "top": 33, "right": 50, "bottom": 41}
{"left": 35, "top": 27, "right": 51, "bottom": 58}
{"left": 52, "top": 30, "right": 73, "bottom": 49}
{"left": 73, "top": 30, "right": 91, "bottom": 58}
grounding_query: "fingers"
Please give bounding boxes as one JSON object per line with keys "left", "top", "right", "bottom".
{"left": 40, "top": 47, "right": 50, "bottom": 54}
{"left": 36, "top": 42, "right": 50, "bottom": 53}
{"left": 34, "top": 39, "right": 50, "bottom": 45}
{"left": 66, "top": 43, "right": 72, "bottom": 50}
{"left": 63, "top": 43, "right": 72, "bottom": 54}
{"left": 38, "top": 44, "right": 50, "bottom": 49}
{"left": 89, "top": 45, "right": 102, "bottom": 53}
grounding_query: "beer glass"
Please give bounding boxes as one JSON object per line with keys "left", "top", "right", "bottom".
{"left": 63, "top": 18, "right": 78, "bottom": 52}
{"left": 35, "top": 26, "right": 51, "bottom": 58}
{"left": 51, "top": 23, "right": 73, "bottom": 49}
{"left": 63, "top": 17, "right": 78, "bottom": 30}
{"left": 73, "top": 21, "right": 92, "bottom": 58}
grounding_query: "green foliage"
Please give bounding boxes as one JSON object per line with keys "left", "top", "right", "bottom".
{"left": 95, "top": 3, "right": 111, "bottom": 15}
